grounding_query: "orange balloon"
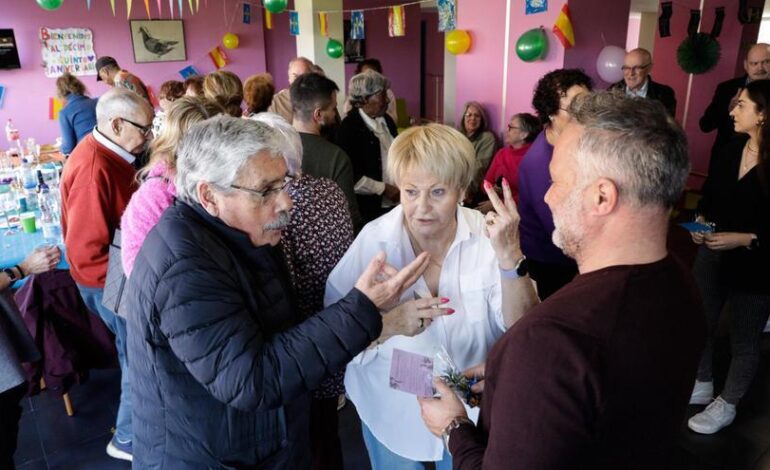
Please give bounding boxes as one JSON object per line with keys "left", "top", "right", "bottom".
{"left": 446, "top": 30, "right": 472, "bottom": 55}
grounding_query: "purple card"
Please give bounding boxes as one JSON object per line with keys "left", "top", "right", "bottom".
{"left": 389, "top": 349, "right": 434, "bottom": 397}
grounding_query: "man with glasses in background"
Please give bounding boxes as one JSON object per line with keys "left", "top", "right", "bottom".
{"left": 60, "top": 87, "right": 153, "bottom": 462}
{"left": 610, "top": 47, "right": 677, "bottom": 117}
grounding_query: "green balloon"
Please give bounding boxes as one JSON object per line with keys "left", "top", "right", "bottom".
{"left": 326, "top": 38, "right": 343, "bottom": 59}
{"left": 37, "top": 0, "right": 63, "bottom": 10}
{"left": 516, "top": 27, "right": 548, "bottom": 62}
{"left": 264, "top": 0, "right": 287, "bottom": 14}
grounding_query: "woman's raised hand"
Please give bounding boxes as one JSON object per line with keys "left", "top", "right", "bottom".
{"left": 483, "top": 178, "right": 523, "bottom": 268}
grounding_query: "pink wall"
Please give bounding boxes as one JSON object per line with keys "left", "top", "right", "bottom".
{"left": 653, "top": 0, "right": 756, "bottom": 184}
{"left": 422, "top": 11, "right": 444, "bottom": 122}
{"left": 342, "top": 0, "right": 422, "bottom": 120}
{"left": 626, "top": 16, "right": 640, "bottom": 51}
{"left": 1, "top": 1, "right": 267, "bottom": 145}
{"left": 263, "top": 1, "right": 296, "bottom": 91}
{"left": 564, "top": 0, "right": 631, "bottom": 87}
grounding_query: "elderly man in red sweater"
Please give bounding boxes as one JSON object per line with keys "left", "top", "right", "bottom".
{"left": 60, "top": 87, "right": 153, "bottom": 462}
{"left": 419, "top": 91, "right": 706, "bottom": 469}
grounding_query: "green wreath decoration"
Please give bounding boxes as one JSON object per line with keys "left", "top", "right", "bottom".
{"left": 677, "top": 32, "right": 721, "bottom": 74}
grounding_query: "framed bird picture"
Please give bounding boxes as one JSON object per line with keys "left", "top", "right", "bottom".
{"left": 130, "top": 20, "right": 186, "bottom": 63}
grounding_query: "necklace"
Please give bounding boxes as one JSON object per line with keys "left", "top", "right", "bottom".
{"left": 742, "top": 143, "right": 758, "bottom": 171}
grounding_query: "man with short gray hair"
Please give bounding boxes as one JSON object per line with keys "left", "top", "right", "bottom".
{"left": 609, "top": 48, "right": 676, "bottom": 117}
{"left": 336, "top": 70, "right": 399, "bottom": 223}
{"left": 419, "top": 91, "right": 706, "bottom": 469}
{"left": 60, "top": 87, "right": 153, "bottom": 462}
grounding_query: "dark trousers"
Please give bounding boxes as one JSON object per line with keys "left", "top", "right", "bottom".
{"left": 0, "top": 383, "right": 27, "bottom": 470}
{"left": 693, "top": 247, "right": 770, "bottom": 404}
{"left": 528, "top": 258, "right": 578, "bottom": 301}
{"left": 310, "top": 396, "right": 343, "bottom": 470}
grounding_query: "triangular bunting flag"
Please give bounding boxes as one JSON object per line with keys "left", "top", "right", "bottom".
{"left": 188, "top": 0, "right": 194, "bottom": 14}
{"left": 144, "top": 0, "right": 151, "bottom": 18}
{"left": 351, "top": 10, "right": 365, "bottom": 40}
{"left": 127, "top": 0, "right": 132, "bottom": 19}
{"left": 209, "top": 46, "right": 228, "bottom": 69}
{"left": 553, "top": 4, "right": 575, "bottom": 48}
{"left": 290, "top": 11, "right": 300, "bottom": 36}
{"left": 178, "top": 0, "right": 183, "bottom": 17}
{"left": 169, "top": 0, "right": 173, "bottom": 18}
{"left": 86, "top": 0, "right": 92, "bottom": 10}
{"left": 157, "top": 0, "right": 162, "bottom": 16}
{"left": 389, "top": 6, "right": 405, "bottom": 37}
{"left": 265, "top": 11, "right": 273, "bottom": 30}
{"left": 110, "top": 0, "right": 116, "bottom": 16}
{"left": 319, "top": 12, "right": 328, "bottom": 36}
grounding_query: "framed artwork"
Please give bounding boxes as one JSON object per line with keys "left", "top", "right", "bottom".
{"left": 343, "top": 20, "right": 366, "bottom": 64}
{"left": 130, "top": 20, "right": 186, "bottom": 63}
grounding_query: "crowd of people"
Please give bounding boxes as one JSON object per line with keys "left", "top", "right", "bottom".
{"left": 1, "top": 42, "right": 769, "bottom": 470}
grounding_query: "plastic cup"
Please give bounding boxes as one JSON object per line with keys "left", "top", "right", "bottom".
{"left": 20, "top": 212, "right": 36, "bottom": 233}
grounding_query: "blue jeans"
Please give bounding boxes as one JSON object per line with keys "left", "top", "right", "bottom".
{"left": 77, "top": 285, "right": 132, "bottom": 444}
{"left": 361, "top": 422, "right": 452, "bottom": 470}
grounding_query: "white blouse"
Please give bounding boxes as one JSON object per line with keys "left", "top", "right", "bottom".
{"left": 324, "top": 205, "right": 505, "bottom": 462}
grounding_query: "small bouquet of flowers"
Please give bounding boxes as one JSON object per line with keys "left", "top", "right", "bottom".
{"left": 434, "top": 347, "right": 481, "bottom": 408}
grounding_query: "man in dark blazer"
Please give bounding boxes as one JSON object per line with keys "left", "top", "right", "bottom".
{"left": 700, "top": 43, "right": 770, "bottom": 159}
{"left": 609, "top": 48, "right": 677, "bottom": 117}
{"left": 336, "top": 70, "right": 399, "bottom": 224}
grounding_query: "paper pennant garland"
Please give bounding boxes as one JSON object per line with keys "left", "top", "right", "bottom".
{"left": 86, "top": 0, "right": 92, "bottom": 10}
{"left": 389, "top": 6, "right": 405, "bottom": 37}
{"left": 552, "top": 4, "right": 575, "bottom": 48}
{"left": 437, "top": 0, "right": 456, "bottom": 32}
{"left": 169, "top": 0, "right": 173, "bottom": 18}
{"left": 319, "top": 12, "right": 328, "bottom": 36}
{"left": 110, "top": 0, "right": 116, "bottom": 16}
{"left": 157, "top": 0, "right": 162, "bottom": 16}
{"left": 196, "top": 0, "right": 199, "bottom": 12}
{"left": 49, "top": 97, "right": 64, "bottom": 121}
{"left": 265, "top": 11, "right": 273, "bottom": 30}
{"left": 208, "top": 46, "right": 228, "bottom": 69}
{"left": 289, "top": 11, "right": 300, "bottom": 36}
{"left": 178, "top": 0, "right": 183, "bottom": 17}
{"left": 525, "top": 0, "right": 548, "bottom": 15}
{"left": 127, "top": 0, "right": 132, "bottom": 19}
{"left": 243, "top": 3, "right": 251, "bottom": 24}
{"left": 144, "top": 0, "right": 151, "bottom": 18}
{"left": 351, "top": 10, "right": 365, "bottom": 40}
{"left": 0, "top": 86, "right": 6, "bottom": 110}
{"left": 188, "top": 0, "right": 194, "bottom": 14}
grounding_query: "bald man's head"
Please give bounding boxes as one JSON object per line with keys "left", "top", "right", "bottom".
{"left": 622, "top": 48, "right": 653, "bottom": 92}
{"left": 288, "top": 57, "right": 313, "bottom": 85}
{"left": 745, "top": 44, "right": 770, "bottom": 81}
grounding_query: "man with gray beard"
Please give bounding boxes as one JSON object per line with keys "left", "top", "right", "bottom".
{"left": 419, "top": 91, "right": 706, "bottom": 469}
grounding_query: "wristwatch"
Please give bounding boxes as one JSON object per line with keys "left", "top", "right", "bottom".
{"left": 442, "top": 416, "right": 474, "bottom": 451}
{"left": 2, "top": 267, "right": 19, "bottom": 283}
{"left": 500, "top": 255, "right": 528, "bottom": 279}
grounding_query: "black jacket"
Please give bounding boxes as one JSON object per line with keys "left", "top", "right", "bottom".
{"left": 700, "top": 76, "right": 746, "bottom": 156}
{"left": 610, "top": 76, "right": 677, "bottom": 117}
{"left": 126, "top": 200, "right": 382, "bottom": 469}
{"left": 335, "top": 109, "right": 398, "bottom": 224}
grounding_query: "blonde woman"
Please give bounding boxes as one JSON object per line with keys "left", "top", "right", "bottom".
{"left": 120, "top": 97, "right": 224, "bottom": 277}
{"left": 325, "top": 124, "right": 538, "bottom": 469}
{"left": 203, "top": 70, "right": 244, "bottom": 117}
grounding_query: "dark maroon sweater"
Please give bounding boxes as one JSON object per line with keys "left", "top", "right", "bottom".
{"left": 449, "top": 255, "right": 706, "bottom": 469}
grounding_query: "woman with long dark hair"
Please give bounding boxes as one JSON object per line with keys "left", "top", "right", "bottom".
{"left": 688, "top": 79, "right": 770, "bottom": 434}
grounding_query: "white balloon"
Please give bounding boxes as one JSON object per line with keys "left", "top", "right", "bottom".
{"left": 596, "top": 45, "right": 627, "bottom": 84}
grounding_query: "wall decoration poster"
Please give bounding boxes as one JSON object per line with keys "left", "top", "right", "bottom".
{"left": 437, "top": 0, "right": 456, "bottom": 32}
{"left": 0, "top": 85, "right": 5, "bottom": 109}
{"left": 39, "top": 27, "right": 97, "bottom": 78}
{"left": 289, "top": 11, "right": 300, "bottom": 36}
{"left": 351, "top": 11, "right": 365, "bottom": 40}
{"left": 130, "top": 20, "right": 186, "bottom": 63}
{"left": 526, "top": 0, "right": 548, "bottom": 15}
{"left": 178, "top": 65, "right": 199, "bottom": 79}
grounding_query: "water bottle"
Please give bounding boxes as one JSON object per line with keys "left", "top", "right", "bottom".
{"left": 38, "top": 179, "right": 62, "bottom": 244}
{"left": 5, "top": 119, "right": 20, "bottom": 145}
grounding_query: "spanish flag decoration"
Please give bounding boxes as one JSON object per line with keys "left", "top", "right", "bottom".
{"left": 209, "top": 46, "right": 229, "bottom": 69}
{"left": 553, "top": 4, "right": 575, "bottom": 49}
{"left": 389, "top": 6, "right": 405, "bottom": 37}
{"left": 319, "top": 12, "right": 329, "bottom": 36}
{"left": 49, "top": 97, "right": 64, "bottom": 121}
{"left": 265, "top": 11, "right": 274, "bottom": 30}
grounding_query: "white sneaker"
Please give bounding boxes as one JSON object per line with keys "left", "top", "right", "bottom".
{"left": 689, "top": 380, "right": 714, "bottom": 405}
{"left": 106, "top": 437, "right": 133, "bottom": 462}
{"left": 688, "top": 396, "right": 736, "bottom": 434}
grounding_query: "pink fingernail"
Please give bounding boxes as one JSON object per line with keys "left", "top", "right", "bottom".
{"left": 441, "top": 297, "right": 450, "bottom": 303}
{"left": 483, "top": 180, "right": 492, "bottom": 191}
{"left": 502, "top": 177, "right": 509, "bottom": 187}
{"left": 447, "top": 308, "right": 455, "bottom": 314}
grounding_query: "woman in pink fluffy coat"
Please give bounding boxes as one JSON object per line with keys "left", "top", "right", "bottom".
{"left": 121, "top": 97, "right": 224, "bottom": 277}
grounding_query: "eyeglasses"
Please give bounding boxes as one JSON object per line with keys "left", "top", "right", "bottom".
{"left": 621, "top": 63, "right": 650, "bottom": 73}
{"left": 121, "top": 118, "right": 153, "bottom": 137}
{"left": 507, "top": 125, "right": 522, "bottom": 131}
{"left": 230, "top": 175, "right": 294, "bottom": 201}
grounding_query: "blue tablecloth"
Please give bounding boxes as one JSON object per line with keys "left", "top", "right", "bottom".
{"left": 0, "top": 228, "right": 66, "bottom": 269}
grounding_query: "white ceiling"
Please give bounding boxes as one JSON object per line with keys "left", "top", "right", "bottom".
{"left": 630, "top": 0, "right": 660, "bottom": 14}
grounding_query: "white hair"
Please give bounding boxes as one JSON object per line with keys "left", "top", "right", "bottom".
{"left": 247, "top": 112, "right": 302, "bottom": 175}
{"left": 175, "top": 115, "right": 296, "bottom": 204}
{"left": 95, "top": 88, "right": 151, "bottom": 124}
